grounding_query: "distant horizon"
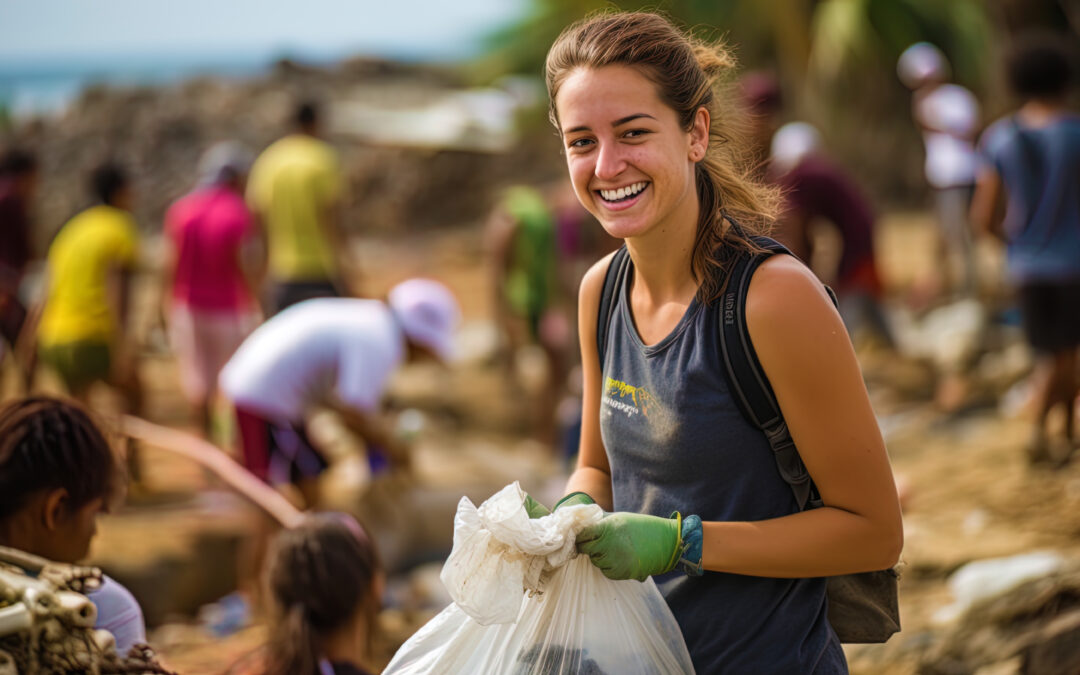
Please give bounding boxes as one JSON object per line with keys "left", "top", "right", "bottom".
{"left": 0, "top": 42, "right": 472, "bottom": 73}
{"left": 0, "top": 0, "right": 525, "bottom": 64}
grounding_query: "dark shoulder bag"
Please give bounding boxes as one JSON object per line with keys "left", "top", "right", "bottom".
{"left": 597, "top": 240, "right": 900, "bottom": 644}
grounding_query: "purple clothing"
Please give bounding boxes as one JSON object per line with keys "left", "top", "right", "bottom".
{"left": 0, "top": 178, "right": 30, "bottom": 290}
{"left": 775, "top": 155, "right": 877, "bottom": 284}
{"left": 166, "top": 185, "right": 256, "bottom": 311}
{"left": 88, "top": 575, "right": 147, "bottom": 655}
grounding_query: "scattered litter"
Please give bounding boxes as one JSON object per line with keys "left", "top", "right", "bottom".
{"left": 933, "top": 551, "right": 1065, "bottom": 624}
{"left": 962, "top": 509, "right": 990, "bottom": 536}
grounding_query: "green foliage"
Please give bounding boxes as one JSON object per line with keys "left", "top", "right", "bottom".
{"left": 481, "top": 0, "right": 995, "bottom": 202}
{"left": 809, "top": 0, "right": 991, "bottom": 91}
{"left": 476, "top": 1, "right": 751, "bottom": 81}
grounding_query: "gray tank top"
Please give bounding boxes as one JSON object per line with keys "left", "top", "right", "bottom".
{"left": 600, "top": 256, "right": 846, "bottom": 674}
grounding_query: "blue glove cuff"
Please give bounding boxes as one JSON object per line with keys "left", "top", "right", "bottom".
{"left": 677, "top": 514, "right": 704, "bottom": 577}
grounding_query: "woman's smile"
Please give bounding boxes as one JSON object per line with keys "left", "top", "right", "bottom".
{"left": 595, "top": 181, "right": 650, "bottom": 210}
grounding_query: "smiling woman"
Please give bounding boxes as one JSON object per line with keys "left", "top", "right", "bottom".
{"left": 546, "top": 15, "right": 779, "bottom": 304}
{"left": 538, "top": 12, "right": 903, "bottom": 674}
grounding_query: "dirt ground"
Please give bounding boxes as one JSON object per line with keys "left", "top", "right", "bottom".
{"left": 3, "top": 211, "right": 1077, "bottom": 674}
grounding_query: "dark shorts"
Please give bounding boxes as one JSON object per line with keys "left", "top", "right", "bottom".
{"left": 0, "top": 291, "right": 26, "bottom": 346}
{"left": 1018, "top": 280, "right": 1080, "bottom": 353}
{"left": 234, "top": 406, "right": 328, "bottom": 485}
{"left": 39, "top": 340, "right": 111, "bottom": 393}
{"left": 270, "top": 279, "right": 340, "bottom": 315}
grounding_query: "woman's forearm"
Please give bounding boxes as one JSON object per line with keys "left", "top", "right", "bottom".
{"left": 563, "top": 466, "right": 614, "bottom": 511}
{"left": 702, "top": 506, "right": 902, "bottom": 578}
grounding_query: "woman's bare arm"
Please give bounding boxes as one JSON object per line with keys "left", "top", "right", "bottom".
{"left": 562, "top": 253, "right": 617, "bottom": 510}
{"left": 700, "top": 254, "right": 903, "bottom": 577}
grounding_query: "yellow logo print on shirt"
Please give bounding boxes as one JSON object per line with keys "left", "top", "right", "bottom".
{"left": 604, "top": 377, "right": 656, "bottom": 418}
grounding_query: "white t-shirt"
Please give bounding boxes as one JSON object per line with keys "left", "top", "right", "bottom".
{"left": 219, "top": 298, "right": 405, "bottom": 421}
{"left": 916, "top": 83, "right": 980, "bottom": 188}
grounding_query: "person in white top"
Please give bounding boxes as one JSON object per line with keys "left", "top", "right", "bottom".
{"left": 219, "top": 278, "right": 461, "bottom": 509}
{"left": 899, "top": 42, "right": 981, "bottom": 296}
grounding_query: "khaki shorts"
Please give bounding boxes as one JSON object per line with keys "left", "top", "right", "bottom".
{"left": 39, "top": 340, "right": 111, "bottom": 393}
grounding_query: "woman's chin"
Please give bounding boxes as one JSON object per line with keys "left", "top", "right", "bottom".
{"left": 597, "top": 214, "right": 652, "bottom": 241}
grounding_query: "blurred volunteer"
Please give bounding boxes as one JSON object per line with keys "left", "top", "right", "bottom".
{"left": 0, "top": 397, "right": 147, "bottom": 654}
{"left": 35, "top": 162, "right": 142, "bottom": 413}
{"left": 219, "top": 279, "right": 461, "bottom": 508}
{"left": 247, "top": 100, "right": 346, "bottom": 313}
{"left": 164, "top": 142, "right": 262, "bottom": 436}
{"left": 970, "top": 36, "right": 1080, "bottom": 466}
{"left": 898, "top": 42, "right": 981, "bottom": 295}
{"left": 769, "top": 122, "right": 893, "bottom": 346}
{"left": 260, "top": 513, "right": 381, "bottom": 675}
{"left": 534, "top": 12, "right": 902, "bottom": 673}
{"left": 0, "top": 149, "right": 39, "bottom": 390}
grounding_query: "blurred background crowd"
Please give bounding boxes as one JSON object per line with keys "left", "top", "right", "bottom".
{"left": 1, "top": 0, "right": 1079, "bottom": 673}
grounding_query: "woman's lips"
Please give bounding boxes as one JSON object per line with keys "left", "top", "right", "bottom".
{"left": 595, "top": 182, "right": 649, "bottom": 212}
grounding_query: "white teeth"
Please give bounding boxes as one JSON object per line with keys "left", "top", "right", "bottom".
{"left": 599, "top": 182, "right": 646, "bottom": 201}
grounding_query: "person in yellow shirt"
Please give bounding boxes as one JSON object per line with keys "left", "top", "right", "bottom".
{"left": 36, "top": 163, "right": 141, "bottom": 410}
{"left": 247, "top": 101, "right": 347, "bottom": 313}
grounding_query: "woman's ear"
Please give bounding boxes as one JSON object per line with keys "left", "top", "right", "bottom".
{"left": 689, "top": 106, "right": 710, "bottom": 162}
{"left": 42, "top": 488, "right": 69, "bottom": 531}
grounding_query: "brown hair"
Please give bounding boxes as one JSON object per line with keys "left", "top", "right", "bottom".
{"left": 264, "top": 513, "right": 380, "bottom": 675}
{"left": 0, "top": 397, "right": 118, "bottom": 522}
{"left": 545, "top": 11, "right": 780, "bottom": 303}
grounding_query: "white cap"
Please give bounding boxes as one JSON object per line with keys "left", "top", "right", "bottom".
{"left": 897, "top": 42, "right": 949, "bottom": 89}
{"left": 388, "top": 279, "right": 461, "bottom": 362}
{"left": 197, "top": 141, "right": 253, "bottom": 186}
{"left": 770, "top": 122, "right": 822, "bottom": 174}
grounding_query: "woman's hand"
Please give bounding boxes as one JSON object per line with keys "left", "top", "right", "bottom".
{"left": 576, "top": 512, "right": 681, "bottom": 582}
{"left": 523, "top": 493, "right": 551, "bottom": 519}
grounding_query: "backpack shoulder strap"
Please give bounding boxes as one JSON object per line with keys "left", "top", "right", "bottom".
{"left": 596, "top": 245, "right": 631, "bottom": 363}
{"left": 719, "top": 236, "right": 830, "bottom": 510}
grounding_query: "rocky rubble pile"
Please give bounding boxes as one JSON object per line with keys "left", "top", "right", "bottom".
{"left": 919, "top": 561, "right": 1080, "bottom": 675}
{"left": 7, "top": 57, "right": 563, "bottom": 251}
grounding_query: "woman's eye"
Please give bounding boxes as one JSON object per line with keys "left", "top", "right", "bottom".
{"left": 624, "top": 129, "right": 649, "bottom": 139}
{"left": 568, "top": 138, "right": 593, "bottom": 149}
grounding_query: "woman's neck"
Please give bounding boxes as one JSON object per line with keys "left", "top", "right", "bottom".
{"left": 1019, "top": 99, "right": 1065, "bottom": 127}
{"left": 321, "top": 616, "right": 368, "bottom": 668}
{"left": 624, "top": 202, "right": 701, "bottom": 306}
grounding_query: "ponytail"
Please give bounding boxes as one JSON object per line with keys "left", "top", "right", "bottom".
{"left": 266, "top": 604, "right": 319, "bottom": 675}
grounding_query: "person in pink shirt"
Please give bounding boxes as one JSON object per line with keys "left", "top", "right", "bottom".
{"left": 165, "top": 142, "right": 264, "bottom": 436}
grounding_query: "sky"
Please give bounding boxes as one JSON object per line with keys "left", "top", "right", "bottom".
{"left": 0, "top": 0, "right": 528, "bottom": 63}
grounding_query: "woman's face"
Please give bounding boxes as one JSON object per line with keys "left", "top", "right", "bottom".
{"left": 554, "top": 65, "right": 708, "bottom": 242}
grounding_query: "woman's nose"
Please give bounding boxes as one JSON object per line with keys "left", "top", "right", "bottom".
{"left": 594, "top": 142, "right": 627, "bottom": 181}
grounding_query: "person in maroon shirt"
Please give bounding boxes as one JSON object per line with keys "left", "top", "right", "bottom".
{"left": 770, "top": 122, "right": 894, "bottom": 346}
{"left": 0, "top": 149, "right": 39, "bottom": 389}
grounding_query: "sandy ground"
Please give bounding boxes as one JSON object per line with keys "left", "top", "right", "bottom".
{"left": 2, "top": 211, "right": 1076, "bottom": 674}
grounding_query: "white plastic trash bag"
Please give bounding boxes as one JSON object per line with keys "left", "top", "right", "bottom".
{"left": 384, "top": 482, "right": 695, "bottom": 674}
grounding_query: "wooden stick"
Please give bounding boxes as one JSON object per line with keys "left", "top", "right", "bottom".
{"left": 120, "top": 415, "right": 304, "bottom": 528}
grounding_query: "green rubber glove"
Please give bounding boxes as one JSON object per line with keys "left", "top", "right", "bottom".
{"left": 523, "top": 493, "right": 551, "bottom": 519}
{"left": 554, "top": 492, "right": 595, "bottom": 510}
{"left": 576, "top": 512, "right": 682, "bottom": 582}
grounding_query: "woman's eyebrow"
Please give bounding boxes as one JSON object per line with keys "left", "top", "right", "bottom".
{"left": 564, "top": 113, "right": 658, "bottom": 135}
{"left": 612, "top": 113, "right": 657, "bottom": 126}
